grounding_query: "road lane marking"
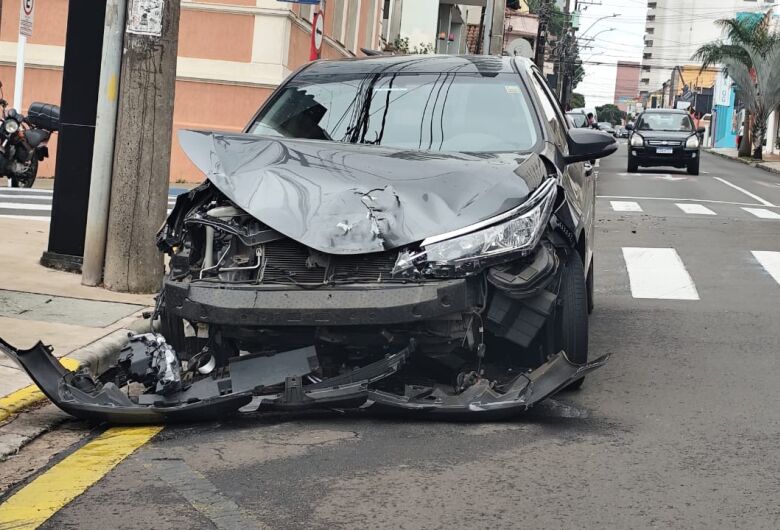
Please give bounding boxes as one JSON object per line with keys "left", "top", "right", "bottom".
{"left": 0, "top": 188, "right": 52, "bottom": 194}
{"left": 713, "top": 177, "right": 775, "bottom": 207}
{"left": 139, "top": 456, "right": 267, "bottom": 530}
{"left": 742, "top": 207, "right": 780, "bottom": 220}
{"left": 622, "top": 247, "right": 700, "bottom": 300}
{"left": 598, "top": 195, "right": 776, "bottom": 207}
{"left": 676, "top": 203, "right": 716, "bottom": 215}
{"left": 0, "top": 427, "right": 162, "bottom": 529}
{"left": 610, "top": 201, "right": 643, "bottom": 212}
{"left": 752, "top": 251, "right": 780, "bottom": 285}
{"left": 0, "top": 202, "right": 50, "bottom": 211}
{"left": 0, "top": 194, "right": 52, "bottom": 201}
{"left": 0, "top": 214, "right": 50, "bottom": 221}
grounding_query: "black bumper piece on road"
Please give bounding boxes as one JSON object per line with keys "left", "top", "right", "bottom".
{"left": 0, "top": 336, "right": 608, "bottom": 424}
{"left": 163, "top": 278, "right": 480, "bottom": 326}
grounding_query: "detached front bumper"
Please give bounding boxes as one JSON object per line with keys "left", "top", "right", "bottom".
{"left": 0, "top": 335, "right": 608, "bottom": 424}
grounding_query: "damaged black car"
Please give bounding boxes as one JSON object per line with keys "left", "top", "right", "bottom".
{"left": 1, "top": 55, "right": 617, "bottom": 423}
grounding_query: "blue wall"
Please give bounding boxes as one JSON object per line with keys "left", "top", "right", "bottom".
{"left": 713, "top": 89, "right": 738, "bottom": 148}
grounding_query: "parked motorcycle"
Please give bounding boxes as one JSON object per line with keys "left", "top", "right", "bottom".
{"left": 0, "top": 82, "right": 60, "bottom": 188}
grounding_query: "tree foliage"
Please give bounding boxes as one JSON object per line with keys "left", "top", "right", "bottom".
{"left": 595, "top": 104, "right": 625, "bottom": 125}
{"left": 570, "top": 92, "right": 586, "bottom": 109}
{"left": 692, "top": 11, "right": 780, "bottom": 159}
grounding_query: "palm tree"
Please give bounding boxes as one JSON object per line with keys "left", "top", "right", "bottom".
{"left": 693, "top": 12, "right": 780, "bottom": 159}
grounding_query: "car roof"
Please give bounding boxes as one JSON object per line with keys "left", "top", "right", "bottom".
{"left": 301, "top": 54, "right": 528, "bottom": 77}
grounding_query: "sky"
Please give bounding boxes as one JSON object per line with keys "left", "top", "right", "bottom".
{"left": 574, "top": 0, "right": 648, "bottom": 108}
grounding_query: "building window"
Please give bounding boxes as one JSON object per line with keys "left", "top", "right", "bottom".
{"left": 643, "top": 53, "right": 652, "bottom": 60}
{"left": 646, "top": 27, "right": 654, "bottom": 35}
{"left": 647, "top": 15, "right": 655, "bottom": 22}
{"left": 642, "top": 66, "right": 651, "bottom": 72}
{"left": 333, "top": 0, "right": 346, "bottom": 44}
{"left": 648, "top": 2, "right": 657, "bottom": 7}
{"left": 641, "top": 78, "right": 650, "bottom": 84}
{"left": 645, "top": 40, "right": 653, "bottom": 47}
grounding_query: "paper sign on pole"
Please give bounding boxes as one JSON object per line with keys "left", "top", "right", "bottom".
{"left": 127, "top": 0, "right": 165, "bottom": 37}
{"left": 20, "top": 0, "right": 34, "bottom": 37}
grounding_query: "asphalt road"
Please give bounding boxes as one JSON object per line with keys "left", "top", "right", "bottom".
{"left": 4, "top": 147, "right": 780, "bottom": 529}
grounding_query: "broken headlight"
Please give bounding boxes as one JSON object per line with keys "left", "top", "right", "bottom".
{"left": 394, "top": 179, "right": 557, "bottom": 276}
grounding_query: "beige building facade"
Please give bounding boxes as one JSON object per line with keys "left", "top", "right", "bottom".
{"left": 0, "top": 0, "right": 383, "bottom": 181}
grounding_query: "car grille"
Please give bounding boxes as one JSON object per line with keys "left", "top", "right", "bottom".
{"left": 647, "top": 140, "right": 682, "bottom": 147}
{"left": 260, "top": 238, "right": 398, "bottom": 285}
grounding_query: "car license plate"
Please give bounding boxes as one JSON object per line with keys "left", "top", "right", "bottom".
{"left": 656, "top": 147, "right": 673, "bottom": 154}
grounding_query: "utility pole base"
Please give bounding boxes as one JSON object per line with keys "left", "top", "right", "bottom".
{"left": 40, "top": 251, "right": 83, "bottom": 274}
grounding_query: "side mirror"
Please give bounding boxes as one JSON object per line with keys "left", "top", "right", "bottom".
{"left": 696, "top": 126, "right": 705, "bottom": 134}
{"left": 565, "top": 128, "right": 618, "bottom": 164}
{"left": 625, "top": 123, "right": 634, "bottom": 131}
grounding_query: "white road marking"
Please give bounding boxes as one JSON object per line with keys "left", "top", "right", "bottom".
{"left": 742, "top": 207, "right": 780, "bottom": 219}
{"left": 713, "top": 177, "right": 775, "bottom": 207}
{"left": 752, "top": 251, "right": 780, "bottom": 285}
{"left": 622, "top": 247, "right": 700, "bottom": 300}
{"left": 598, "top": 195, "right": 778, "bottom": 208}
{"left": 657, "top": 175, "right": 687, "bottom": 181}
{"left": 0, "top": 194, "right": 52, "bottom": 200}
{"left": 610, "top": 201, "right": 643, "bottom": 212}
{"left": 676, "top": 203, "right": 716, "bottom": 215}
{"left": 0, "top": 187, "right": 52, "bottom": 194}
{"left": 0, "top": 202, "right": 51, "bottom": 211}
{"left": 0, "top": 214, "right": 50, "bottom": 221}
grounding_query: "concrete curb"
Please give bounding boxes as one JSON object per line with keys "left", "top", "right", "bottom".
{"left": 705, "top": 148, "right": 780, "bottom": 176}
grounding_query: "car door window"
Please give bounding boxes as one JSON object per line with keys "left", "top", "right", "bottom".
{"left": 529, "top": 73, "right": 568, "bottom": 149}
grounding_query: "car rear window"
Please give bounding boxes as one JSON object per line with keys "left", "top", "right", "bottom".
{"left": 248, "top": 73, "right": 539, "bottom": 152}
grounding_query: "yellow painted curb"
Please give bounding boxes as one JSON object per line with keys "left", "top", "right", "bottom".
{"left": 0, "top": 358, "right": 81, "bottom": 422}
{"left": 0, "top": 426, "right": 163, "bottom": 529}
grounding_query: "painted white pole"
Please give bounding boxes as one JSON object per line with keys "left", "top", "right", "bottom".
{"left": 81, "top": 0, "right": 127, "bottom": 286}
{"left": 13, "top": 34, "right": 26, "bottom": 111}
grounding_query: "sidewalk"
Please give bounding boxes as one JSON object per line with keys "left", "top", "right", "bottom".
{"left": 707, "top": 147, "right": 780, "bottom": 175}
{"left": 0, "top": 216, "right": 154, "bottom": 411}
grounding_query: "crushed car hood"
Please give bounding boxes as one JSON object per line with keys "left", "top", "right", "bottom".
{"left": 179, "top": 130, "right": 549, "bottom": 254}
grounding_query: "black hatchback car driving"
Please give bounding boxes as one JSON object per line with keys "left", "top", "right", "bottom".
{"left": 2, "top": 55, "right": 618, "bottom": 423}
{"left": 626, "top": 108, "right": 705, "bottom": 175}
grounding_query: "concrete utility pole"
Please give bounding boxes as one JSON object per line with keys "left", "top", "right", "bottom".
{"left": 534, "top": 0, "right": 550, "bottom": 69}
{"left": 104, "top": 0, "right": 181, "bottom": 293}
{"left": 82, "top": 0, "right": 128, "bottom": 287}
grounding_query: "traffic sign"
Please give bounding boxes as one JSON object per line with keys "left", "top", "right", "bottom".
{"left": 20, "top": 0, "right": 34, "bottom": 37}
{"left": 310, "top": 11, "right": 324, "bottom": 61}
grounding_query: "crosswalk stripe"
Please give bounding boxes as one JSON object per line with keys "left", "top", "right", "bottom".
{"left": 0, "top": 194, "right": 52, "bottom": 201}
{"left": 752, "top": 251, "right": 780, "bottom": 285}
{"left": 0, "top": 187, "right": 52, "bottom": 194}
{"left": 742, "top": 207, "right": 780, "bottom": 220}
{"left": 610, "top": 201, "right": 642, "bottom": 212}
{"left": 676, "top": 203, "right": 716, "bottom": 215}
{"left": 0, "top": 214, "right": 50, "bottom": 221}
{"left": 622, "top": 247, "right": 699, "bottom": 300}
{"left": 0, "top": 202, "right": 51, "bottom": 211}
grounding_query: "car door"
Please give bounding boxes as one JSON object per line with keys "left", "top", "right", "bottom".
{"left": 527, "top": 70, "right": 595, "bottom": 271}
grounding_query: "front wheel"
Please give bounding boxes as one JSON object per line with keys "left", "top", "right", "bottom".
{"left": 557, "top": 251, "right": 589, "bottom": 390}
{"left": 19, "top": 158, "right": 39, "bottom": 188}
{"left": 687, "top": 157, "right": 700, "bottom": 175}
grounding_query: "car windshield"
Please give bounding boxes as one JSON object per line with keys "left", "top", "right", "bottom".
{"left": 637, "top": 113, "right": 693, "bottom": 132}
{"left": 248, "top": 73, "right": 538, "bottom": 152}
{"left": 567, "top": 113, "right": 587, "bottom": 127}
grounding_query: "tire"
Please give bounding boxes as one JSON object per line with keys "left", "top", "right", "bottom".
{"left": 627, "top": 156, "right": 638, "bottom": 173}
{"left": 687, "top": 157, "right": 700, "bottom": 175}
{"left": 10, "top": 177, "right": 19, "bottom": 188}
{"left": 557, "top": 251, "right": 589, "bottom": 390}
{"left": 20, "top": 158, "right": 38, "bottom": 188}
{"left": 586, "top": 257, "right": 594, "bottom": 315}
